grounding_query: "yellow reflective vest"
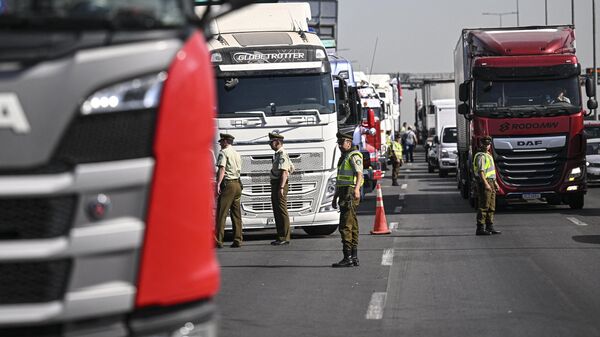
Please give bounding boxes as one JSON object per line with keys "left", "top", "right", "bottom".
{"left": 337, "top": 150, "right": 364, "bottom": 187}
{"left": 473, "top": 152, "right": 496, "bottom": 179}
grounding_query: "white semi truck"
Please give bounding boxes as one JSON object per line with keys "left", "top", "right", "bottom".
{"left": 208, "top": 3, "right": 339, "bottom": 235}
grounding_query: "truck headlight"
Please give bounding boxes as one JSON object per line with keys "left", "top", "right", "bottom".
{"left": 441, "top": 149, "right": 449, "bottom": 158}
{"left": 319, "top": 175, "right": 337, "bottom": 212}
{"left": 566, "top": 166, "right": 584, "bottom": 182}
{"left": 81, "top": 72, "right": 167, "bottom": 115}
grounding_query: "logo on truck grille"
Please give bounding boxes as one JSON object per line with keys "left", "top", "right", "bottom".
{"left": 0, "top": 93, "right": 30, "bottom": 134}
{"left": 498, "top": 121, "right": 559, "bottom": 132}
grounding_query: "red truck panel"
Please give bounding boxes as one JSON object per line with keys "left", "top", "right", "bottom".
{"left": 136, "top": 32, "right": 220, "bottom": 307}
{"left": 470, "top": 27, "right": 575, "bottom": 56}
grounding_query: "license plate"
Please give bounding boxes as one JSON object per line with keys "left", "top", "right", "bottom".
{"left": 522, "top": 193, "right": 541, "bottom": 200}
{"left": 266, "top": 218, "right": 275, "bottom": 225}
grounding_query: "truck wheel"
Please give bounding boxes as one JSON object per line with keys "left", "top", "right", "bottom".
{"left": 439, "top": 169, "right": 448, "bottom": 178}
{"left": 428, "top": 162, "right": 434, "bottom": 173}
{"left": 567, "top": 194, "right": 584, "bottom": 209}
{"left": 303, "top": 225, "right": 338, "bottom": 236}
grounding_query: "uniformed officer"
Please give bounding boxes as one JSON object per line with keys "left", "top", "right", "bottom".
{"left": 215, "top": 133, "right": 243, "bottom": 248}
{"left": 269, "top": 132, "right": 293, "bottom": 245}
{"left": 332, "top": 132, "right": 364, "bottom": 267}
{"left": 473, "top": 136, "right": 501, "bottom": 236}
{"left": 388, "top": 136, "right": 403, "bottom": 186}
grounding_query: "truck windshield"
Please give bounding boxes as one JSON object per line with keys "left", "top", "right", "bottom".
{"left": 0, "top": 0, "right": 186, "bottom": 29}
{"left": 216, "top": 74, "right": 335, "bottom": 116}
{"left": 475, "top": 77, "right": 581, "bottom": 116}
{"left": 442, "top": 127, "right": 457, "bottom": 143}
{"left": 361, "top": 107, "right": 382, "bottom": 120}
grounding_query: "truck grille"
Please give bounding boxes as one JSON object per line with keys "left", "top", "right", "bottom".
{"left": 0, "top": 195, "right": 77, "bottom": 240}
{"left": 243, "top": 201, "right": 311, "bottom": 212}
{"left": 240, "top": 152, "right": 323, "bottom": 173}
{"left": 249, "top": 182, "right": 317, "bottom": 195}
{"left": 0, "top": 109, "right": 155, "bottom": 175}
{"left": 0, "top": 260, "right": 72, "bottom": 304}
{"left": 494, "top": 147, "right": 566, "bottom": 187}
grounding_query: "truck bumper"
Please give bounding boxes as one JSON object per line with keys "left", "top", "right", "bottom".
{"left": 501, "top": 181, "right": 586, "bottom": 200}
{"left": 226, "top": 209, "right": 340, "bottom": 229}
{"left": 0, "top": 300, "right": 216, "bottom": 337}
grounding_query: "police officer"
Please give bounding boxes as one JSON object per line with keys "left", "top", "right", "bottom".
{"left": 269, "top": 132, "right": 293, "bottom": 245}
{"left": 473, "top": 136, "right": 501, "bottom": 236}
{"left": 215, "top": 133, "right": 243, "bottom": 248}
{"left": 332, "top": 132, "right": 364, "bottom": 267}
{"left": 388, "top": 136, "right": 403, "bottom": 186}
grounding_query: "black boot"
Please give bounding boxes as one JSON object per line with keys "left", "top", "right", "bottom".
{"left": 392, "top": 181, "right": 399, "bottom": 186}
{"left": 332, "top": 249, "right": 354, "bottom": 268}
{"left": 351, "top": 247, "right": 359, "bottom": 267}
{"left": 486, "top": 224, "right": 501, "bottom": 234}
{"left": 476, "top": 224, "right": 491, "bottom": 236}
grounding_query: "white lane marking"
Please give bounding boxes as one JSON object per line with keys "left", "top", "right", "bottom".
{"left": 381, "top": 248, "right": 394, "bottom": 266}
{"left": 406, "top": 169, "right": 411, "bottom": 172}
{"left": 401, "top": 184, "right": 407, "bottom": 189}
{"left": 394, "top": 206, "right": 402, "bottom": 214}
{"left": 365, "top": 292, "right": 387, "bottom": 320}
{"left": 389, "top": 222, "right": 398, "bottom": 231}
{"left": 566, "top": 217, "right": 588, "bottom": 226}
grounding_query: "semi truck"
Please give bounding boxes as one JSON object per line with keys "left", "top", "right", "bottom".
{"left": 329, "top": 54, "right": 361, "bottom": 134}
{"left": 208, "top": 3, "right": 340, "bottom": 236}
{"left": 454, "top": 26, "right": 597, "bottom": 209}
{"left": 0, "top": 0, "right": 256, "bottom": 336}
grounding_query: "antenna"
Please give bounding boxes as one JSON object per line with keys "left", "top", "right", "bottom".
{"left": 368, "top": 37, "right": 379, "bottom": 84}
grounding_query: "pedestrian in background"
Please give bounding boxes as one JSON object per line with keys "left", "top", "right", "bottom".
{"left": 473, "top": 136, "right": 501, "bottom": 236}
{"left": 332, "top": 132, "right": 363, "bottom": 267}
{"left": 215, "top": 133, "right": 243, "bottom": 248}
{"left": 404, "top": 126, "right": 417, "bottom": 163}
{"left": 269, "top": 132, "right": 293, "bottom": 245}
{"left": 388, "top": 136, "right": 403, "bottom": 186}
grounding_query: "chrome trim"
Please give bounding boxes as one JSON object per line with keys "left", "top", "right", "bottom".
{"left": 0, "top": 282, "right": 135, "bottom": 324}
{"left": 0, "top": 158, "right": 154, "bottom": 196}
{"left": 0, "top": 217, "right": 144, "bottom": 261}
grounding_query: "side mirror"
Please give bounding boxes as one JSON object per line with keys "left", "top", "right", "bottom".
{"left": 459, "top": 81, "right": 470, "bottom": 102}
{"left": 585, "top": 77, "right": 596, "bottom": 98}
{"left": 334, "top": 75, "right": 348, "bottom": 101}
{"left": 458, "top": 103, "right": 469, "bottom": 115}
{"left": 588, "top": 98, "right": 598, "bottom": 110}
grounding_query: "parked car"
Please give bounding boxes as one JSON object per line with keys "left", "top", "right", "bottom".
{"left": 586, "top": 138, "right": 600, "bottom": 184}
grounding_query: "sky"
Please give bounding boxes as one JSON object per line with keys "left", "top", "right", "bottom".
{"left": 336, "top": 0, "right": 597, "bottom": 124}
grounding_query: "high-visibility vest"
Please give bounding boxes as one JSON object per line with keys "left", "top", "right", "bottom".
{"left": 337, "top": 150, "right": 364, "bottom": 187}
{"left": 391, "top": 141, "right": 403, "bottom": 155}
{"left": 473, "top": 152, "right": 496, "bottom": 179}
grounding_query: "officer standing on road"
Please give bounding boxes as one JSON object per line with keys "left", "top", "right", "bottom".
{"left": 215, "top": 133, "right": 243, "bottom": 248}
{"left": 332, "top": 132, "right": 364, "bottom": 267}
{"left": 473, "top": 136, "right": 501, "bottom": 236}
{"left": 269, "top": 132, "right": 293, "bottom": 245}
{"left": 388, "top": 136, "right": 403, "bottom": 186}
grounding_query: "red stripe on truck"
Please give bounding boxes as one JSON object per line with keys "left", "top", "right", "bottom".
{"left": 136, "top": 32, "right": 220, "bottom": 307}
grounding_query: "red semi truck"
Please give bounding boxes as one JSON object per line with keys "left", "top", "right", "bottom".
{"left": 0, "top": 1, "right": 253, "bottom": 336}
{"left": 454, "top": 26, "right": 597, "bottom": 209}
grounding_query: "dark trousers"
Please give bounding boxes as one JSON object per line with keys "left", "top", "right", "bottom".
{"left": 215, "top": 180, "right": 242, "bottom": 245}
{"left": 476, "top": 180, "right": 496, "bottom": 226}
{"left": 271, "top": 180, "right": 290, "bottom": 241}
{"left": 391, "top": 156, "right": 401, "bottom": 184}
{"left": 338, "top": 187, "right": 360, "bottom": 251}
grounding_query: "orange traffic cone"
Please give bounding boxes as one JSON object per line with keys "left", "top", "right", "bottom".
{"left": 370, "top": 182, "right": 391, "bottom": 235}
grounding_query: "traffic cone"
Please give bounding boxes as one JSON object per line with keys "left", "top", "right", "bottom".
{"left": 370, "top": 182, "right": 391, "bottom": 235}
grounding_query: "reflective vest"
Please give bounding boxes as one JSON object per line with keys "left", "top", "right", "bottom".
{"left": 337, "top": 150, "right": 364, "bottom": 187}
{"left": 391, "top": 141, "right": 402, "bottom": 155}
{"left": 473, "top": 152, "right": 496, "bottom": 179}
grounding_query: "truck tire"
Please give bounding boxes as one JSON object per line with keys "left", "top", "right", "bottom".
{"left": 303, "top": 225, "right": 338, "bottom": 236}
{"left": 567, "top": 194, "right": 584, "bottom": 209}
{"left": 439, "top": 169, "right": 448, "bottom": 178}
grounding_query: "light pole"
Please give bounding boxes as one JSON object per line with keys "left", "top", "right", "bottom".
{"left": 482, "top": 11, "right": 518, "bottom": 27}
{"left": 545, "top": 0, "right": 548, "bottom": 25}
{"left": 516, "top": 0, "right": 520, "bottom": 26}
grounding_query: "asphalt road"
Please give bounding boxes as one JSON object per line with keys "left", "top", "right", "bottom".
{"left": 215, "top": 150, "right": 600, "bottom": 337}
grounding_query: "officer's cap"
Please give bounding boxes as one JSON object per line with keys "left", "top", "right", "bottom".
{"left": 268, "top": 132, "right": 284, "bottom": 140}
{"left": 481, "top": 136, "right": 492, "bottom": 145}
{"left": 219, "top": 133, "right": 235, "bottom": 141}
{"left": 336, "top": 132, "right": 353, "bottom": 141}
